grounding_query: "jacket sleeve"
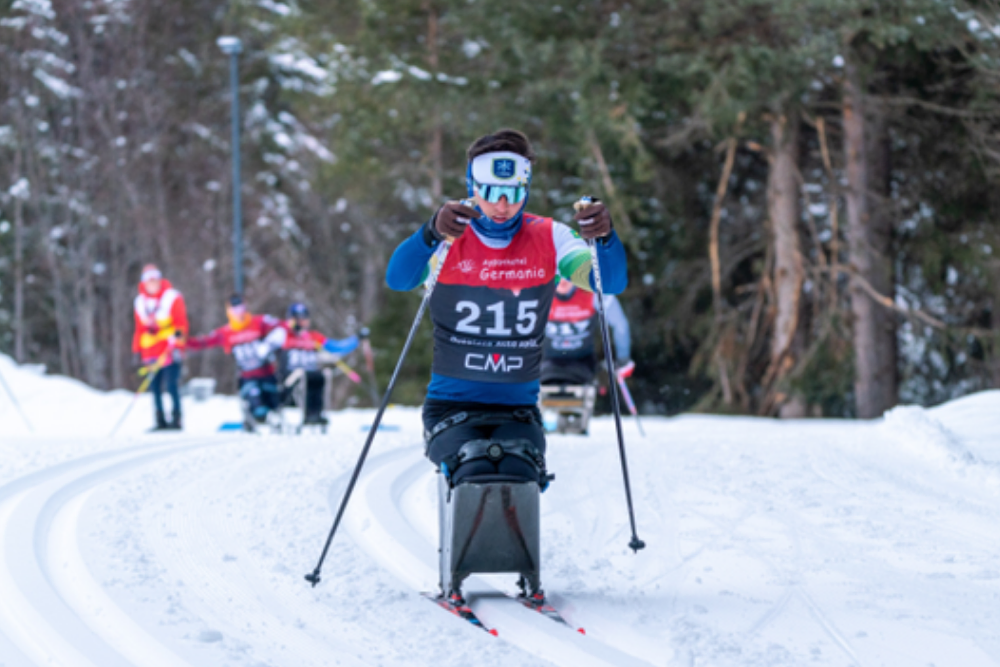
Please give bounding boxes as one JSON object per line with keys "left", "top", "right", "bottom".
{"left": 601, "top": 294, "right": 632, "bottom": 362}
{"left": 554, "top": 223, "right": 628, "bottom": 295}
{"left": 187, "top": 327, "right": 224, "bottom": 351}
{"left": 589, "top": 232, "right": 628, "bottom": 295}
{"left": 132, "top": 307, "right": 143, "bottom": 353}
{"left": 386, "top": 222, "right": 437, "bottom": 291}
{"left": 322, "top": 335, "right": 359, "bottom": 355}
{"left": 262, "top": 325, "right": 288, "bottom": 351}
{"left": 172, "top": 294, "right": 190, "bottom": 347}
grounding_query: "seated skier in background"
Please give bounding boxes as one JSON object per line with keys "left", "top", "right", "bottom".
{"left": 541, "top": 277, "right": 633, "bottom": 386}
{"left": 385, "top": 128, "right": 628, "bottom": 489}
{"left": 187, "top": 294, "right": 287, "bottom": 426}
{"left": 280, "top": 302, "right": 359, "bottom": 426}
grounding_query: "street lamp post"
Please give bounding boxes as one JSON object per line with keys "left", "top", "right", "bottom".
{"left": 217, "top": 36, "right": 244, "bottom": 295}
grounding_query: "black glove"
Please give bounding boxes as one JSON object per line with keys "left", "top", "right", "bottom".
{"left": 359, "top": 327, "right": 370, "bottom": 340}
{"left": 573, "top": 200, "right": 613, "bottom": 241}
{"left": 428, "top": 201, "right": 478, "bottom": 242}
{"left": 145, "top": 324, "right": 159, "bottom": 335}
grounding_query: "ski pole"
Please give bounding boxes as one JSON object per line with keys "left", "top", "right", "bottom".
{"left": 575, "top": 196, "right": 646, "bottom": 553}
{"left": 306, "top": 232, "right": 458, "bottom": 587}
{"left": 0, "top": 364, "right": 34, "bottom": 432}
{"left": 333, "top": 359, "right": 362, "bottom": 384}
{"left": 359, "top": 328, "right": 381, "bottom": 407}
{"left": 616, "top": 374, "right": 646, "bottom": 437}
{"left": 108, "top": 354, "right": 166, "bottom": 437}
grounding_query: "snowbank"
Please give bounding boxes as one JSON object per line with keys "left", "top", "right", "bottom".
{"left": 0, "top": 353, "right": 242, "bottom": 438}
{"left": 880, "top": 393, "right": 1000, "bottom": 492}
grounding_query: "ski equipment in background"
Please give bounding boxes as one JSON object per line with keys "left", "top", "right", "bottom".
{"left": 616, "top": 374, "right": 645, "bottom": 437}
{"left": 108, "top": 349, "right": 169, "bottom": 437}
{"left": 359, "top": 327, "right": 380, "bottom": 407}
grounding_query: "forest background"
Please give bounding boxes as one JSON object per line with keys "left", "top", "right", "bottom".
{"left": 2, "top": 0, "right": 1000, "bottom": 418}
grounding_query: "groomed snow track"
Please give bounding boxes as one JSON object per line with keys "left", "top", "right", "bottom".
{"left": 0, "top": 436, "right": 225, "bottom": 667}
{"left": 2, "top": 394, "right": 1000, "bottom": 667}
{"left": 0, "top": 430, "right": 657, "bottom": 667}
{"left": 341, "top": 447, "right": 653, "bottom": 666}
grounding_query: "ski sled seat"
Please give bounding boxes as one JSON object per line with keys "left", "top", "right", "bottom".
{"left": 539, "top": 383, "right": 596, "bottom": 435}
{"left": 437, "top": 438, "right": 554, "bottom": 599}
{"left": 238, "top": 378, "right": 285, "bottom": 434}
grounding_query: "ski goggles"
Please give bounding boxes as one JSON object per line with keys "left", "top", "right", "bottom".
{"left": 472, "top": 181, "right": 528, "bottom": 204}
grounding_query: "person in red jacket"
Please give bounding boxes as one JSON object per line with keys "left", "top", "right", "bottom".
{"left": 187, "top": 294, "right": 287, "bottom": 428}
{"left": 132, "top": 264, "right": 189, "bottom": 430}
{"left": 280, "top": 302, "right": 359, "bottom": 426}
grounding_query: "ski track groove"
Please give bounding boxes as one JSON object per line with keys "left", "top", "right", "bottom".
{"left": 681, "top": 473, "right": 865, "bottom": 667}
{"left": 341, "top": 445, "right": 657, "bottom": 667}
{"left": 0, "top": 436, "right": 224, "bottom": 667}
{"left": 148, "top": 438, "right": 375, "bottom": 667}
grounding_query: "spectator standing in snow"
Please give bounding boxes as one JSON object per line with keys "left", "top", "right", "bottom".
{"left": 132, "top": 264, "right": 189, "bottom": 430}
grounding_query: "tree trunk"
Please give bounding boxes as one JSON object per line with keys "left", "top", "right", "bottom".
{"left": 767, "top": 114, "right": 806, "bottom": 417}
{"left": 425, "top": 2, "right": 443, "bottom": 200}
{"left": 74, "top": 241, "right": 103, "bottom": 388}
{"left": 12, "top": 153, "right": 26, "bottom": 364}
{"left": 357, "top": 219, "right": 384, "bottom": 324}
{"left": 45, "top": 238, "right": 79, "bottom": 379}
{"left": 109, "top": 210, "right": 127, "bottom": 389}
{"left": 844, "top": 58, "right": 897, "bottom": 419}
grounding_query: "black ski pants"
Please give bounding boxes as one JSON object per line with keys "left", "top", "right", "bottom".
{"left": 540, "top": 356, "right": 597, "bottom": 385}
{"left": 239, "top": 375, "right": 280, "bottom": 422}
{"left": 423, "top": 399, "right": 546, "bottom": 486}
{"left": 284, "top": 370, "right": 326, "bottom": 417}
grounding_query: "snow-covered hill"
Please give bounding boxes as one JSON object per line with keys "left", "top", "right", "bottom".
{"left": 1, "top": 354, "right": 998, "bottom": 666}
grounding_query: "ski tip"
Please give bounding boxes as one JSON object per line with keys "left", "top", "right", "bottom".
{"left": 578, "top": 627, "right": 586, "bottom": 635}
{"left": 489, "top": 628, "right": 499, "bottom": 636}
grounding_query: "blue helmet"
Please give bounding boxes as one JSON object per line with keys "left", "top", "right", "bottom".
{"left": 287, "top": 302, "right": 310, "bottom": 319}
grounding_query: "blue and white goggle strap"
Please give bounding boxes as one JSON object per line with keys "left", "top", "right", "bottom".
{"left": 465, "top": 162, "right": 477, "bottom": 200}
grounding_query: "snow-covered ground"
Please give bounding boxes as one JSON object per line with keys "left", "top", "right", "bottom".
{"left": 1, "top": 353, "right": 998, "bottom": 667}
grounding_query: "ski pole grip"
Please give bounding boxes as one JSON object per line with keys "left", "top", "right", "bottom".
{"left": 573, "top": 195, "right": 599, "bottom": 213}
{"left": 446, "top": 198, "right": 476, "bottom": 243}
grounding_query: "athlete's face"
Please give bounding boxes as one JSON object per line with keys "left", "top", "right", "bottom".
{"left": 556, "top": 280, "right": 575, "bottom": 296}
{"left": 474, "top": 192, "right": 525, "bottom": 224}
{"left": 143, "top": 277, "right": 162, "bottom": 294}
